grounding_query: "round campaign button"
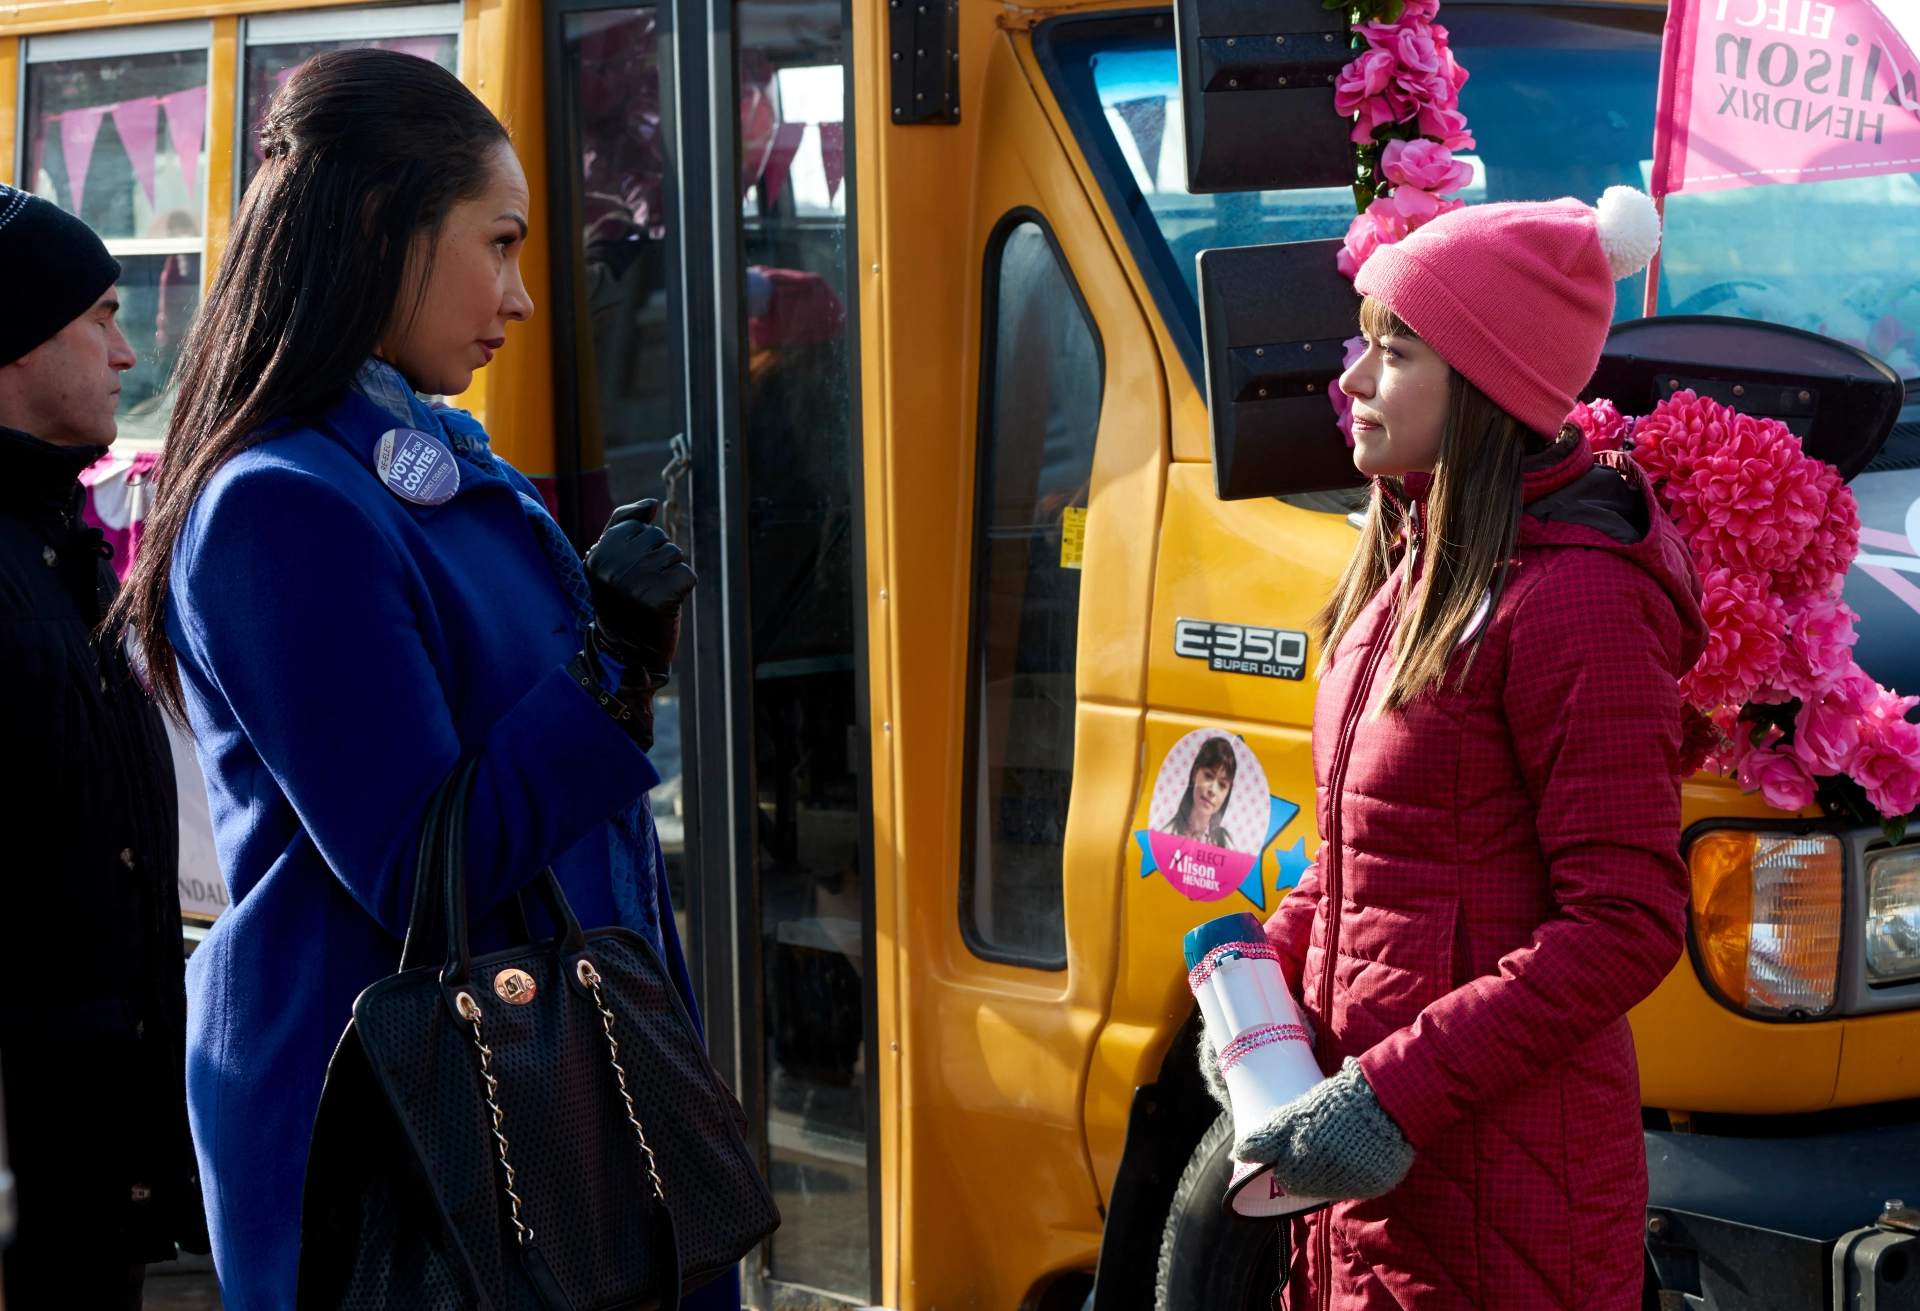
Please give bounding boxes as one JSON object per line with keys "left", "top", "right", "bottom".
{"left": 375, "top": 427, "right": 460, "bottom": 507}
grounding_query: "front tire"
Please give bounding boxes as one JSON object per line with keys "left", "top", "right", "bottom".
{"left": 1153, "top": 1113, "right": 1287, "bottom": 1311}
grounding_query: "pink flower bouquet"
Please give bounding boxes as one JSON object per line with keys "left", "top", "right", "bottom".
{"left": 1622, "top": 389, "right": 1920, "bottom": 837}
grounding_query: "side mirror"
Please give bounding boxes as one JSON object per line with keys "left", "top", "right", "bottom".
{"left": 1174, "top": 0, "right": 1356, "bottom": 193}
{"left": 1588, "top": 316, "right": 1904, "bottom": 481}
{"left": 1198, "top": 238, "right": 1365, "bottom": 500}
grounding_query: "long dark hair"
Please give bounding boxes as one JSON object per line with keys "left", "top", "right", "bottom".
{"left": 1315, "top": 295, "right": 1546, "bottom": 711}
{"left": 113, "top": 48, "right": 511, "bottom": 717}
{"left": 1172, "top": 736, "right": 1238, "bottom": 841}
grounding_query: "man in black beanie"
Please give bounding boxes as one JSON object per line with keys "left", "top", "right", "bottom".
{"left": 0, "top": 184, "right": 205, "bottom": 1308}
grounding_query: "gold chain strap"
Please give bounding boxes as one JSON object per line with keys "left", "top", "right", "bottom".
{"left": 574, "top": 959, "right": 666, "bottom": 1202}
{"left": 456, "top": 992, "right": 535, "bottom": 1246}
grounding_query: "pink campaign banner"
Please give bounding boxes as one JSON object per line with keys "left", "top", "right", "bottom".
{"left": 1653, "top": 0, "right": 1920, "bottom": 193}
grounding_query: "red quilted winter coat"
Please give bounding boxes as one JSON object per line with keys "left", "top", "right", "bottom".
{"left": 1265, "top": 435, "right": 1707, "bottom": 1311}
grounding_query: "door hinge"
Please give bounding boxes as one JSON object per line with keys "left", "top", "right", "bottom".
{"left": 889, "top": 0, "right": 960, "bottom": 124}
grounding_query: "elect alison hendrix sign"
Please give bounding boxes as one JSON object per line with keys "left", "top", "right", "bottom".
{"left": 1174, "top": 618, "right": 1309, "bottom": 681}
{"left": 1653, "top": 0, "right": 1920, "bottom": 196}
{"left": 1713, "top": 8, "right": 1906, "bottom": 144}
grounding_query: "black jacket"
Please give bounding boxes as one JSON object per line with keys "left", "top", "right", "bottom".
{"left": 0, "top": 426, "right": 203, "bottom": 1283}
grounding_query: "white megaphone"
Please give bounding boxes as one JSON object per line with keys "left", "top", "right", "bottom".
{"left": 1184, "top": 911, "right": 1331, "bottom": 1219}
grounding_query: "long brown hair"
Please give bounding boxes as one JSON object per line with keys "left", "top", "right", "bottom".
{"left": 110, "top": 49, "right": 510, "bottom": 718}
{"left": 1314, "top": 296, "right": 1540, "bottom": 711}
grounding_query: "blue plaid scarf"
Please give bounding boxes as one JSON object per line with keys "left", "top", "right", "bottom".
{"left": 355, "top": 358, "right": 665, "bottom": 960}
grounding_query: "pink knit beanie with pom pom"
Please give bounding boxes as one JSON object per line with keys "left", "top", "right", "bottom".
{"left": 1353, "top": 187, "right": 1662, "bottom": 437}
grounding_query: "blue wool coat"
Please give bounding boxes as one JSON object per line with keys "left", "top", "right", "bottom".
{"left": 168, "top": 389, "right": 701, "bottom": 1310}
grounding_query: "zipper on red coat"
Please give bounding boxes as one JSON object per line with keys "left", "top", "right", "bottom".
{"left": 1321, "top": 501, "right": 1420, "bottom": 1056}
{"left": 1311, "top": 501, "right": 1418, "bottom": 1311}
{"left": 1313, "top": 627, "right": 1391, "bottom": 1311}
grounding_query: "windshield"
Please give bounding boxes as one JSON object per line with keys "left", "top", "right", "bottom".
{"left": 1035, "top": 3, "right": 1920, "bottom": 695}
{"left": 1036, "top": 5, "right": 1920, "bottom": 397}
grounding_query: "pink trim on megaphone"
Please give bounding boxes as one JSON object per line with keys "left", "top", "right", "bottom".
{"left": 1186, "top": 939, "right": 1281, "bottom": 994}
{"left": 1218, "top": 1022, "right": 1313, "bottom": 1072}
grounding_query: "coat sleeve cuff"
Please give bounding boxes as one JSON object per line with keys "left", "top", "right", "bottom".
{"left": 1355, "top": 1030, "right": 1460, "bottom": 1150}
{"left": 511, "top": 662, "right": 660, "bottom": 797}
{"left": 457, "top": 662, "right": 662, "bottom": 920}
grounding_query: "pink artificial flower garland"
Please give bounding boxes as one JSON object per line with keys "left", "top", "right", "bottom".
{"left": 1574, "top": 390, "right": 1920, "bottom": 824}
{"left": 1332, "top": 0, "right": 1474, "bottom": 274}
{"left": 1330, "top": 0, "right": 1477, "bottom": 439}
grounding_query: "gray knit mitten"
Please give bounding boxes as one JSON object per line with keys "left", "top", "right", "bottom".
{"left": 1197, "top": 1031, "right": 1231, "bottom": 1111}
{"left": 1232, "top": 1058, "right": 1414, "bottom": 1201}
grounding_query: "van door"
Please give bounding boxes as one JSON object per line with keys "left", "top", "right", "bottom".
{"left": 865, "top": 25, "right": 1167, "bottom": 1306}
{"left": 544, "top": 2, "right": 877, "bottom": 1302}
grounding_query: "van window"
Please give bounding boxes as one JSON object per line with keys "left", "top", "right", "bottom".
{"left": 1038, "top": 4, "right": 1920, "bottom": 703}
{"left": 962, "top": 215, "right": 1103, "bottom": 970}
{"left": 736, "top": 10, "right": 869, "bottom": 1298}
{"left": 22, "top": 22, "right": 211, "bottom": 442}
{"left": 1037, "top": 8, "right": 1685, "bottom": 380}
{"left": 550, "top": 4, "right": 673, "bottom": 531}
{"left": 239, "top": 4, "right": 461, "bottom": 196}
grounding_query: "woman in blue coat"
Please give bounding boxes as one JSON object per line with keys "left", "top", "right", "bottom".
{"left": 116, "top": 50, "right": 714, "bottom": 1308}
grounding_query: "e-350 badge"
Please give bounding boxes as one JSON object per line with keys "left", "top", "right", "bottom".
{"left": 1174, "top": 619, "right": 1308, "bottom": 681}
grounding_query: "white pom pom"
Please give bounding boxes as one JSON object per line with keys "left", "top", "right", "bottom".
{"left": 1595, "top": 185, "right": 1661, "bottom": 280}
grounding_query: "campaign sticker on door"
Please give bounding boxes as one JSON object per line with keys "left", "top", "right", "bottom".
{"left": 376, "top": 428, "right": 459, "bottom": 506}
{"left": 1133, "top": 728, "right": 1301, "bottom": 911}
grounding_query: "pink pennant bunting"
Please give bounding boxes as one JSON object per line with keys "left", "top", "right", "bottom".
{"left": 760, "top": 121, "right": 806, "bottom": 207}
{"left": 819, "top": 122, "right": 845, "bottom": 201}
{"left": 113, "top": 97, "right": 161, "bottom": 210}
{"left": 740, "top": 81, "right": 778, "bottom": 191}
{"left": 60, "top": 106, "right": 106, "bottom": 216}
{"left": 161, "top": 86, "right": 208, "bottom": 202}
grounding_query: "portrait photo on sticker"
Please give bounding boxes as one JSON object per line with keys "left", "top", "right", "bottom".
{"left": 1135, "top": 728, "right": 1297, "bottom": 908}
{"left": 1150, "top": 729, "right": 1269, "bottom": 858}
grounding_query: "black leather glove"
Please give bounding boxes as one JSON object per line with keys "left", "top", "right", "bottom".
{"left": 583, "top": 499, "right": 697, "bottom": 678}
{"left": 572, "top": 500, "right": 696, "bottom": 751}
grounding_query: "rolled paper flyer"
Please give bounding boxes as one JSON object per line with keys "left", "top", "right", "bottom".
{"left": 1184, "top": 911, "right": 1330, "bottom": 1219}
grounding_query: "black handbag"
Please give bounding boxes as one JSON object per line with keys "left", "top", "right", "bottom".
{"left": 297, "top": 760, "right": 780, "bottom": 1311}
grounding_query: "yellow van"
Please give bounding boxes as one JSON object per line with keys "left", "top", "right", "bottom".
{"left": 6, "top": 0, "right": 1917, "bottom": 1304}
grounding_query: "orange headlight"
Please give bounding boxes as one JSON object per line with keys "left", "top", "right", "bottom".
{"left": 1688, "top": 830, "right": 1844, "bottom": 1018}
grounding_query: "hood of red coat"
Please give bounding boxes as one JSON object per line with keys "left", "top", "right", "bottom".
{"left": 1399, "top": 432, "right": 1707, "bottom": 674}
{"left": 1520, "top": 433, "right": 1707, "bottom": 673}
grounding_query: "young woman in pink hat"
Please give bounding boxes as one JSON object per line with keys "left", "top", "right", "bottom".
{"left": 1226, "top": 189, "right": 1707, "bottom": 1310}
